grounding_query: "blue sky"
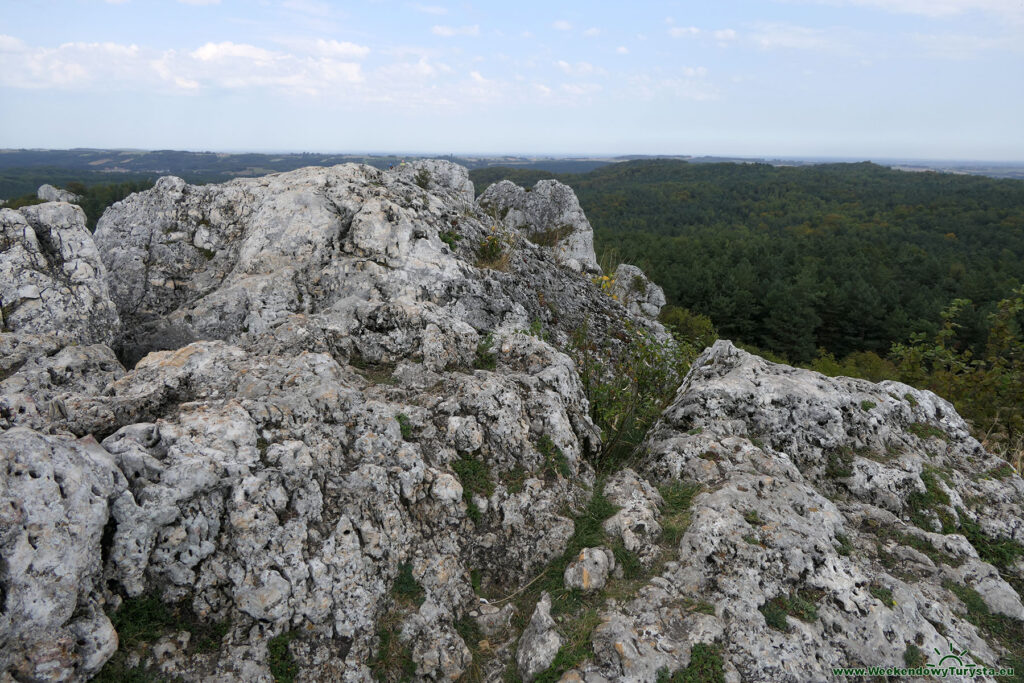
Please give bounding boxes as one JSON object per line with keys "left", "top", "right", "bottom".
{"left": 1, "top": 0, "right": 1022, "bottom": 160}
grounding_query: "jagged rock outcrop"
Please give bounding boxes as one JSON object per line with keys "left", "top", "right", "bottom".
{"left": 1, "top": 203, "right": 119, "bottom": 345}
{"left": 575, "top": 340, "right": 1024, "bottom": 682}
{"left": 516, "top": 593, "right": 562, "bottom": 681}
{"left": 37, "top": 184, "right": 81, "bottom": 204}
{"left": 609, "top": 263, "right": 666, "bottom": 320}
{"left": 0, "top": 162, "right": 658, "bottom": 682}
{"left": 477, "top": 179, "right": 601, "bottom": 273}
{"left": 1, "top": 163, "right": 1021, "bottom": 683}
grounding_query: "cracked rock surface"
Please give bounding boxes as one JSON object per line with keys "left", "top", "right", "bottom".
{"left": 1, "top": 163, "right": 1022, "bottom": 683}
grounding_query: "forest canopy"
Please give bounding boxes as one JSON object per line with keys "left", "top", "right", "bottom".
{"left": 470, "top": 160, "right": 1024, "bottom": 364}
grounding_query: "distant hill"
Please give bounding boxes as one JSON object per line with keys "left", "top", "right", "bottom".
{"left": 0, "top": 149, "right": 612, "bottom": 199}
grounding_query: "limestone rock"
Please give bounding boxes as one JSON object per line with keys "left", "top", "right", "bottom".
{"left": 0, "top": 428, "right": 124, "bottom": 681}
{"left": 386, "top": 159, "right": 475, "bottom": 204}
{"left": 516, "top": 593, "right": 563, "bottom": 682}
{"left": 37, "top": 184, "right": 81, "bottom": 203}
{"left": 564, "top": 546, "right": 616, "bottom": 592}
{"left": 1, "top": 203, "right": 119, "bottom": 345}
{"left": 477, "top": 178, "right": 600, "bottom": 273}
{"left": 609, "top": 263, "right": 666, "bottom": 320}
{"left": 574, "top": 340, "right": 1024, "bottom": 682}
{"left": 602, "top": 468, "right": 664, "bottom": 568}
{"left": 3, "top": 163, "right": 1022, "bottom": 682}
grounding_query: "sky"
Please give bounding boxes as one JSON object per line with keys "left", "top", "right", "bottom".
{"left": 1, "top": 0, "right": 1022, "bottom": 160}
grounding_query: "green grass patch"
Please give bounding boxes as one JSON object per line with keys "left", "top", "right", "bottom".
{"left": 860, "top": 400, "right": 877, "bottom": 411}
{"left": 533, "top": 609, "right": 601, "bottom": 683}
{"left": 396, "top": 413, "right": 412, "bottom": 440}
{"left": 870, "top": 585, "right": 895, "bottom": 607}
{"left": 369, "top": 619, "right": 415, "bottom": 682}
{"left": 501, "top": 465, "right": 527, "bottom": 494}
{"left": 945, "top": 581, "right": 1024, "bottom": 679}
{"left": 743, "top": 510, "right": 762, "bottom": 526}
{"left": 835, "top": 533, "right": 853, "bottom": 556}
{"left": 452, "top": 454, "right": 495, "bottom": 524}
{"left": 658, "top": 481, "right": 701, "bottom": 548}
{"left": 982, "top": 463, "right": 1017, "bottom": 480}
{"left": 527, "top": 224, "right": 574, "bottom": 248}
{"left": 439, "top": 230, "right": 461, "bottom": 249}
{"left": 825, "top": 447, "right": 855, "bottom": 479}
{"left": 93, "top": 595, "right": 231, "bottom": 682}
{"left": 656, "top": 643, "right": 726, "bottom": 683}
{"left": 904, "top": 393, "right": 919, "bottom": 407}
{"left": 537, "top": 434, "right": 572, "bottom": 480}
{"left": 393, "top": 562, "right": 425, "bottom": 608}
{"left": 903, "top": 643, "right": 925, "bottom": 668}
{"left": 956, "top": 510, "right": 1024, "bottom": 575}
{"left": 759, "top": 590, "right": 821, "bottom": 632}
{"left": 610, "top": 540, "right": 644, "bottom": 580}
{"left": 906, "top": 465, "right": 955, "bottom": 533}
{"left": 907, "top": 422, "right": 947, "bottom": 440}
{"left": 867, "top": 519, "right": 964, "bottom": 568}
{"left": 268, "top": 630, "right": 301, "bottom": 683}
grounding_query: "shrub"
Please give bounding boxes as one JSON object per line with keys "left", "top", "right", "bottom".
{"left": 473, "top": 334, "right": 496, "bottom": 370}
{"left": 439, "top": 230, "right": 461, "bottom": 249}
{"left": 414, "top": 168, "right": 431, "bottom": 189}
{"left": 568, "top": 320, "right": 695, "bottom": 471}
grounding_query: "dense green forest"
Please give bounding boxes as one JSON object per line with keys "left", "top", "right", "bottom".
{"left": 470, "top": 161, "right": 1024, "bottom": 363}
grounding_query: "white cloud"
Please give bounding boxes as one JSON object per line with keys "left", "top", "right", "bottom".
{"left": 668, "top": 26, "right": 700, "bottom": 38}
{"left": 281, "top": 0, "right": 331, "bottom": 17}
{"left": 411, "top": 3, "right": 447, "bottom": 14}
{"left": 177, "top": 0, "right": 221, "bottom": 5}
{"left": 561, "top": 82, "right": 602, "bottom": 96}
{"left": 811, "top": 0, "right": 1024, "bottom": 20}
{"left": 192, "top": 41, "right": 278, "bottom": 61}
{"left": 309, "top": 39, "right": 370, "bottom": 58}
{"left": 0, "top": 34, "right": 26, "bottom": 52}
{"left": 713, "top": 29, "right": 737, "bottom": 41}
{"left": 629, "top": 70, "right": 717, "bottom": 101}
{"left": 912, "top": 31, "right": 1021, "bottom": 58}
{"left": 555, "top": 60, "right": 601, "bottom": 76}
{"left": 104, "top": 0, "right": 130, "bottom": 4}
{"left": 616, "top": 46, "right": 629, "bottom": 54}
{"left": 583, "top": 27, "right": 601, "bottom": 37}
{"left": 431, "top": 24, "right": 480, "bottom": 37}
{"left": 751, "top": 23, "right": 832, "bottom": 50}
{"left": 553, "top": 20, "right": 572, "bottom": 31}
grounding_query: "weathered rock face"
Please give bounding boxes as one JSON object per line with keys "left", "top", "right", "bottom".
{"left": 575, "top": 340, "right": 1024, "bottom": 682}
{"left": 2, "top": 163, "right": 1022, "bottom": 683}
{"left": 477, "top": 179, "right": 601, "bottom": 273}
{"left": 610, "top": 263, "right": 666, "bottom": 320}
{"left": 1, "top": 203, "right": 120, "bottom": 345}
{"left": 0, "top": 429, "right": 123, "bottom": 681}
{"left": 0, "top": 162, "right": 655, "bottom": 682}
{"left": 93, "top": 163, "right": 637, "bottom": 368}
{"left": 37, "top": 184, "right": 81, "bottom": 204}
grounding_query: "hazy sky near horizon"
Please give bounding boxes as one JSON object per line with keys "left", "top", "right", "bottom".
{"left": 1, "top": 0, "right": 1022, "bottom": 160}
